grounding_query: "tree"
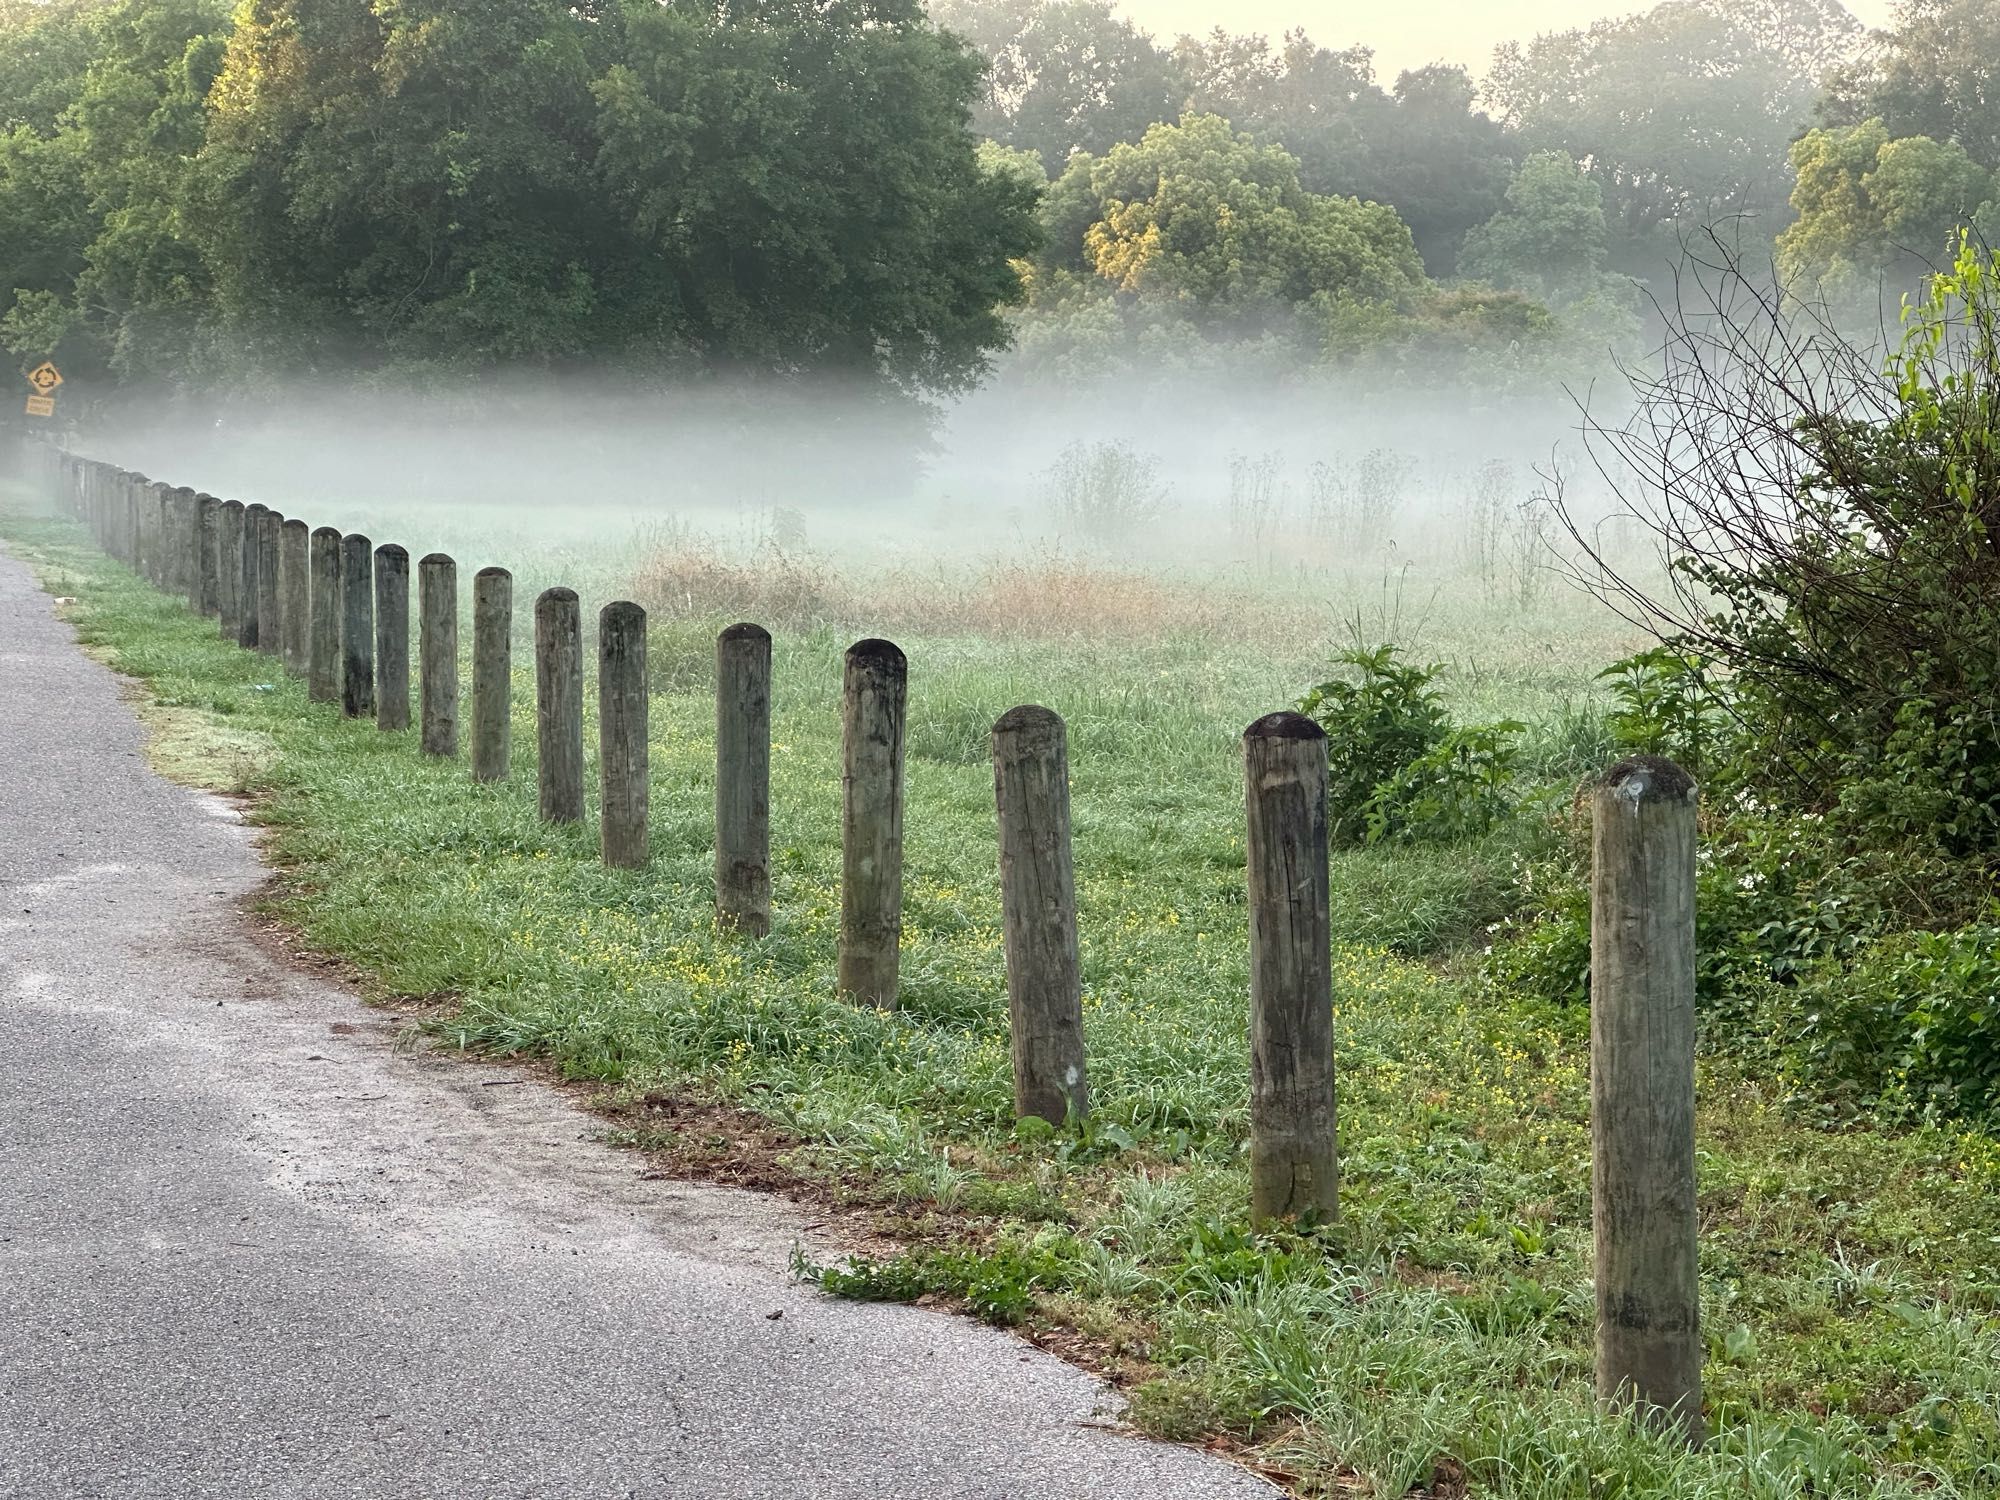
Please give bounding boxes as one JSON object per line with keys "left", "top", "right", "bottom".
{"left": 1458, "top": 151, "right": 1615, "bottom": 307}
{"left": 1777, "top": 119, "right": 1995, "bottom": 294}
{"left": 1820, "top": 0, "right": 2000, "bottom": 170}
{"left": 1073, "top": 113, "right": 1425, "bottom": 325}
{"left": 932, "top": 0, "right": 1183, "bottom": 170}
{"left": 1486, "top": 0, "right": 1860, "bottom": 283}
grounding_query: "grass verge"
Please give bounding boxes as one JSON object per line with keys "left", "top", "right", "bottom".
{"left": 5, "top": 495, "right": 1998, "bottom": 1498}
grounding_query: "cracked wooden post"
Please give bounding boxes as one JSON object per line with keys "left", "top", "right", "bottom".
{"left": 373, "top": 542, "right": 411, "bottom": 732}
{"left": 715, "top": 623, "right": 772, "bottom": 936}
{"left": 1244, "top": 711, "right": 1338, "bottom": 1226}
{"left": 993, "top": 705, "right": 1088, "bottom": 1126}
{"left": 237, "top": 504, "right": 265, "bottom": 649}
{"left": 599, "top": 601, "right": 649, "bottom": 869}
{"left": 471, "top": 567, "right": 512, "bottom": 783}
{"left": 1592, "top": 755, "right": 1702, "bottom": 1448}
{"left": 255, "top": 507, "right": 282, "bottom": 657}
{"left": 534, "top": 587, "right": 584, "bottom": 823}
{"left": 195, "top": 494, "right": 220, "bottom": 617}
{"left": 217, "top": 502, "right": 246, "bottom": 641}
{"left": 308, "top": 527, "right": 341, "bottom": 703}
{"left": 839, "top": 638, "right": 906, "bottom": 1010}
{"left": 280, "top": 518, "right": 309, "bottom": 677}
{"left": 340, "top": 533, "right": 374, "bottom": 719}
{"left": 419, "top": 553, "right": 459, "bottom": 757}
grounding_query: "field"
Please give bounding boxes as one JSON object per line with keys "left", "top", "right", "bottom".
{"left": 3, "top": 469, "right": 1997, "bottom": 1499}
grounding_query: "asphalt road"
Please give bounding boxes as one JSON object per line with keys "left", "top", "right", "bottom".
{"left": 0, "top": 545, "right": 1274, "bottom": 1500}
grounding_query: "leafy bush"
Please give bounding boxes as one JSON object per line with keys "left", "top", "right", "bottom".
{"left": 1598, "top": 646, "right": 1729, "bottom": 777}
{"left": 1300, "top": 646, "right": 1521, "bottom": 846}
{"left": 1793, "top": 924, "right": 2000, "bottom": 1124}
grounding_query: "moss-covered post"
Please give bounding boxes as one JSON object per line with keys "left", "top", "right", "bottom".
{"left": 472, "top": 566, "right": 512, "bottom": 783}
{"left": 598, "top": 601, "right": 649, "bottom": 869}
{"left": 839, "top": 638, "right": 907, "bottom": 1009}
{"left": 1243, "top": 711, "right": 1338, "bottom": 1225}
{"left": 308, "top": 526, "right": 341, "bottom": 703}
{"left": 715, "top": 623, "right": 772, "bottom": 935}
{"left": 373, "top": 542, "right": 411, "bottom": 732}
{"left": 217, "top": 501, "right": 246, "bottom": 642}
{"left": 534, "top": 587, "right": 584, "bottom": 823}
{"left": 992, "top": 705, "right": 1088, "bottom": 1125}
{"left": 340, "top": 532, "right": 374, "bottom": 719}
{"left": 419, "top": 553, "right": 459, "bottom": 757}
{"left": 1592, "top": 755, "right": 1702, "bottom": 1447}
{"left": 279, "top": 518, "right": 309, "bottom": 677}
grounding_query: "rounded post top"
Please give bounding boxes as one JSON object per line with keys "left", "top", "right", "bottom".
{"left": 245, "top": 502, "right": 269, "bottom": 516}
{"left": 993, "top": 704, "right": 1063, "bottom": 737}
{"left": 374, "top": 542, "right": 408, "bottom": 563}
{"left": 846, "top": 637, "right": 906, "bottom": 671}
{"left": 1600, "top": 754, "right": 1697, "bottom": 803}
{"left": 419, "top": 552, "right": 454, "bottom": 568}
{"left": 536, "top": 585, "right": 579, "bottom": 608}
{"left": 474, "top": 564, "right": 512, "bottom": 582}
{"left": 719, "top": 621, "right": 772, "bottom": 646}
{"left": 311, "top": 524, "right": 341, "bottom": 541}
{"left": 1244, "top": 710, "right": 1326, "bottom": 743}
{"left": 600, "top": 599, "right": 646, "bottom": 628}
{"left": 220, "top": 499, "right": 245, "bottom": 513}
{"left": 282, "top": 516, "right": 308, "bottom": 533}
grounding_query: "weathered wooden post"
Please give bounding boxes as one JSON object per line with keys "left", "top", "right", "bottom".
{"left": 308, "top": 527, "right": 342, "bottom": 703}
{"left": 340, "top": 533, "right": 374, "bottom": 719}
{"left": 993, "top": 705, "right": 1088, "bottom": 1125}
{"left": 534, "top": 587, "right": 584, "bottom": 823}
{"left": 155, "top": 484, "right": 186, "bottom": 598}
{"left": 132, "top": 474, "right": 155, "bottom": 582}
{"left": 237, "top": 504, "right": 266, "bottom": 649}
{"left": 1592, "top": 755, "right": 1702, "bottom": 1446}
{"left": 715, "top": 623, "right": 772, "bottom": 935}
{"left": 279, "top": 518, "right": 309, "bottom": 677}
{"left": 255, "top": 507, "right": 283, "bottom": 656}
{"left": 1243, "top": 711, "right": 1338, "bottom": 1225}
{"left": 471, "top": 567, "right": 512, "bottom": 783}
{"left": 839, "top": 638, "right": 907, "bottom": 1010}
{"left": 599, "top": 601, "right": 649, "bottom": 869}
{"left": 418, "top": 553, "right": 459, "bottom": 757}
{"left": 194, "top": 493, "right": 220, "bottom": 617}
{"left": 374, "top": 543, "right": 411, "bottom": 732}
{"left": 217, "top": 502, "right": 246, "bottom": 641}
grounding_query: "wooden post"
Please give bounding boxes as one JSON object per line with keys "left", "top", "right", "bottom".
{"left": 195, "top": 494, "right": 220, "bottom": 617}
{"left": 839, "top": 638, "right": 907, "bottom": 1010}
{"left": 1592, "top": 755, "right": 1702, "bottom": 1446}
{"left": 715, "top": 623, "right": 772, "bottom": 935}
{"left": 255, "top": 508, "right": 283, "bottom": 656}
{"left": 308, "top": 527, "right": 342, "bottom": 703}
{"left": 419, "top": 553, "right": 459, "bottom": 757}
{"left": 992, "top": 705, "right": 1088, "bottom": 1125}
{"left": 340, "top": 533, "right": 374, "bottom": 719}
{"left": 238, "top": 504, "right": 265, "bottom": 649}
{"left": 132, "top": 474, "right": 155, "bottom": 582}
{"left": 374, "top": 543, "right": 411, "bottom": 732}
{"left": 156, "top": 484, "right": 186, "bottom": 599}
{"left": 599, "top": 601, "right": 649, "bottom": 869}
{"left": 280, "top": 518, "right": 309, "bottom": 677}
{"left": 217, "top": 501, "right": 246, "bottom": 641}
{"left": 1243, "top": 711, "right": 1338, "bottom": 1225}
{"left": 471, "top": 567, "right": 512, "bottom": 783}
{"left": 534, "top": 587, "right": 584, "bottom": 823}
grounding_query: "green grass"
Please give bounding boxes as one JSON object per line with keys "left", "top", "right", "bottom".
{"left": 5, "top": 490, "right": 1998, "bottom": 1498}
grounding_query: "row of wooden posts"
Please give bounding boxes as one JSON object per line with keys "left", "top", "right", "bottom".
{"left": 37, "top": 442, "right": 1707, "bottom": 1445}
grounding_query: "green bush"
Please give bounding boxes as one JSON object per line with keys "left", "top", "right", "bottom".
{"left": 1300, "top": 646, "right": 1521, "bottom": 846}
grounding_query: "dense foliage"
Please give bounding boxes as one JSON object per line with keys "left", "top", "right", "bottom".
{"left": 0, "top": 0, "right": 1039, "bottom": 393}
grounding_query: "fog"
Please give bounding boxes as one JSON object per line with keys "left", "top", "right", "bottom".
{"left": 80, "top": 361, "right": 1622, "bottom": 588}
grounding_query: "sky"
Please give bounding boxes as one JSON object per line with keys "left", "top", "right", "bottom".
{"left": 1114, "top": 0, "right": 1901, "bottom": 82}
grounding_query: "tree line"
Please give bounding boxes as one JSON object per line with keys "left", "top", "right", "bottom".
{"left": 7, "top": 0, "right": 2000, "bottom": 400}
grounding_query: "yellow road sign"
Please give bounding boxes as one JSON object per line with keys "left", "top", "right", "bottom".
{"left": 25, "top": 395, "right": 55, "bottom": 417}
{"left": 26, "top": 361, "right": 62, "bottom": 395}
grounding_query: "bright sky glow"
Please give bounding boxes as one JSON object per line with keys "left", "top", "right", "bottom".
{"left": 1112, "top": 0, "right": 1900, "bottom": 83}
